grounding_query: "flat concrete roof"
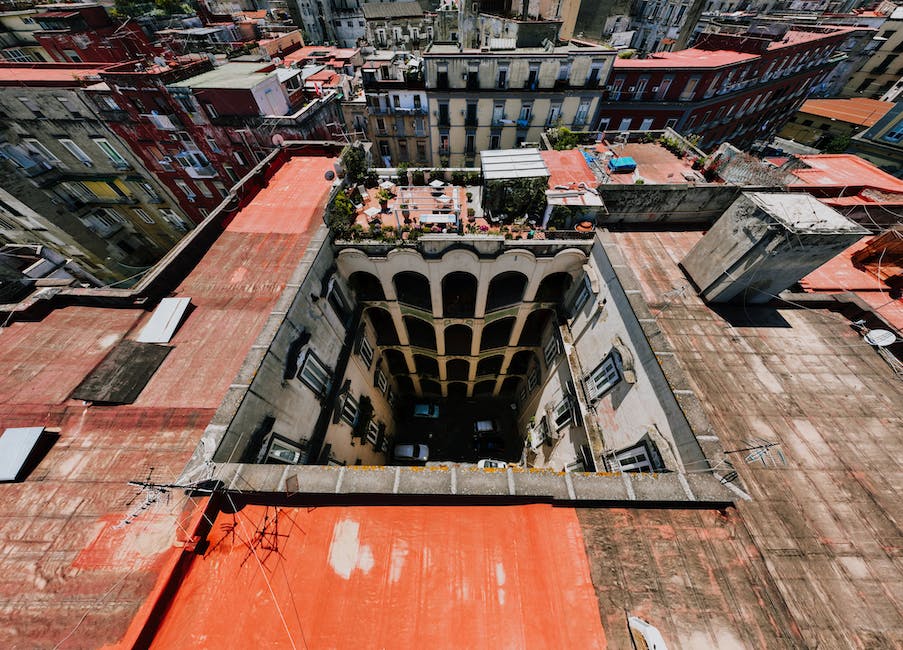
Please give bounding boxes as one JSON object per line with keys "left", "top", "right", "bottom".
{"left": 168, "top": 62, "right": 274, "bottom": 89}
{"left": 745, "top": 191, "right": 869, "bottom": 234}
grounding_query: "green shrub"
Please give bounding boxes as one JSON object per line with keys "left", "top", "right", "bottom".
{"left": 411, "top": 169, "right": 425, "bottom": 186}
{"left": 328, "top": 191, "right": 356, "bottom": 237}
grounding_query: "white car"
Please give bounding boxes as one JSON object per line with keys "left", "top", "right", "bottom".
{"left": 413, "top": 403, "right": 440, "bottom": 418}
{"left": 477, "top": 459, "right": 507, "bottom": 469}
{"left": 393, "top": 443, "right": 429, "bottom": 462}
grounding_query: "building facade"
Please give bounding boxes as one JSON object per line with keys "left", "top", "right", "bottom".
{"left": 93, "top": 57, "right": 342, "bottom": 223}
{"left": 0, "top": 64, "right": 192, "bottom": 281}
{"left": 595, "top": 25, "right": 856, "bottom": 150}
{"left": 844, "top": 6, "right": 903, "bottom": 99}
{"left": 423, "top": 41, "right": 616, "bottom": 166}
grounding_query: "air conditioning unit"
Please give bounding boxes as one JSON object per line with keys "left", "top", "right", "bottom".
{"left": 628, "top": 86, "right": 635, "bottom": 91}
{"left": 651, "top": 86, "right": 659, "bottom": 92}
{"left": 82, "top": 161, "right": 93, "bottom": 167}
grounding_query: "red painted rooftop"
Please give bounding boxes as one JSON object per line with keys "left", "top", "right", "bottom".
{"left": 541, "top": 149, "right": 597, "bottom": 188}
{"left": 798, "top": 97, "right": 893, "bottom": 126}
{"left": 801, "top": 236, "right": 903, "bottom": 332}
{"left": 0, "top": 63, "right": 111, "bottom": 85}
{"left": 145, "top": 504, "right": 606, "bottom": 648}
{"left": 614, "top": 49, "right": 758, "bottom": 69}
{"left": 786, "top": 154, "right": 903, "bottom": 193}
{"left": 766, "top": 26, "right": 857, "bottom": 50}
{"left": 0, "top": 153, "right": 337, "bottom": 648}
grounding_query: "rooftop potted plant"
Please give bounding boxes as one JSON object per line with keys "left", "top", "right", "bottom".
{"left": 376, "top": 188, "right": 393, "bottom": 210}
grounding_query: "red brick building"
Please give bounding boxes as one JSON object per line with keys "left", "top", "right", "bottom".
{"left": 91, "top": 57, "right": 342, "bottom": 222}
{"left": 595, "top": 25, "right": 862, "bottom": 150}
{"left": 33, "top": 3, "right": 162, "bottom": 63}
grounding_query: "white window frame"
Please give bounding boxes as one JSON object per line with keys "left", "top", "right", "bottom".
{"left": 174, "top": 179, "right": 195, "bottom": 200}
{"left": 296, "top": 349, "right": 332, "bottom": 397}
{"left": 22, "top": 139, "right": 60, "bottom": 163}
{"left": 586, "top": 352, "right": 621, "bottom": 401}
{"left": 366, "top": 419, "right": 380, "bottom": 446}
{"left": 543, "top": 333, "right": 559, "bottom": 367}
{"left": 60, "top": 139, "right": 92, "bottom": 165}
{"left": 133, "top": 208, "right": 154, "bottom": 224}
{"left": 340, "top": 394, "right": 359, "bottom": 426}
{"left": 161, "top": 209, "right": 190, "bottom": 232}
{"left": 359, "top": 335, "right": 374, "bottom": 367}
{"left": 375, "top": 368, "right": 388, "bottom": 394}
{"left": 553, "top": 397, "right": 572, "bottom": 430}
{"left": 528, "top": 366, "right": 539, "bottom": 392}
{"left": 92, "top": 138, "right": 127, "bottom": 165}
{"left": 573, "top": 275, "right": 592, "bottom": 312}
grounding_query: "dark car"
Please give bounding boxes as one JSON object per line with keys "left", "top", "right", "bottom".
{"left": 473, "top": 436, "right": 506, "bottom": 455}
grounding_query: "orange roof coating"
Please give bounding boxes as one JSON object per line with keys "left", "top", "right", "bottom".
{"left": 147, "top": 504, "right": 607, "bottom": 649}
{"left": 542, "top": 149, "right": 597, "bottom": 188}
{"left": 801, "top": 236, "right": 903, "bottom": 332}
{"left": 135, "top": 154, "right": 336, "bottom": 409}
{"left": 787, "top": 154, "right": 903, "bottom": 193}
{"left": 798, "top": 97, "right": 893, "bottom": 127}
{"left": 0, "top": 153, "right": 337, "bottom": 648}
{"left": 0, "top": 64, "right": 110, "bottom": 85}
{"left": 615, "top": 49, "right": 758, "bottom": 68}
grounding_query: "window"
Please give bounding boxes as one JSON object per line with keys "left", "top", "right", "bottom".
{"left": 489, "top": 133, "right": 500, "bottom": 149}
{"left": 883, "top": 123, "right": 903, "bottom": 143}
{"left": 497, "top": 67, "right": 508, "bottom": 89}
{"left": 174, "top": 179, "right": 194, "bottom": 199}
{"left": 465, "top": 133, "right": 475, "bottom": 154}
{"left": 376, "top": 368, "right": 388, "bottom": 394}
{"left": 547, "top": 102, "right": 562, "bottom": 125}
{"left": 95, "top": 208, "right": 124, "bottom": 227}
{"left": 205, "top": 137, "right": 222, "bottom": 153}
{"left": 140, "top": 182, "right": 161, "bottom": 202}
{"left": 204, "top": 103, "right": 218, "bottom": 119}
{"left": 366, "top": 419, "right": 380, "bottom": 446}
{"left": 574, "top": 99, "right": 590, "bottom": 126}
{"left": 518, "top": 102, "right": 532, "bottom": 123}
{"left": 92, "top": 139, "right": 128, "bottom": 166}
{"left": 214, "top": 182, "right": 228, "bottom": 198}
{"left": 134, "top": 208, "right": 154, "bottom": 224}
{"left": 586, "top": 352, "right": 621, "bottom": 400}
{"left": 543, "top": 333, "right": 559, "bottom": 366}
{"left": 224, "top": 165, "right": 238, "bottom": 182}
{"left": 233, "top": 150, "right": 247, "bottom": 165}
{"left": 340, "top": 394, "right": 359, "bottom": 426}
{"left": 296, "top": 349, "right": 332, "bottom": 397}
{"left": 528, "top": 366, "right": 539, "bottom": 392}
{"left": 161, "top": 209, "right": 190, "bottom": 232}
{"left": 55, "top": 139, "right": 89, "bottom": 166}
{"left": 193, "top": 181, "right": 212, "bottom": 198}
{"left": 359, "top": 335, "right": 374, "bottom": 367}
{"left": 56, "top": 96, "right": 78, "bottom": 116}
{"left": 22, "top": 139, "right": 59, "bottom": 163}
{"left": 62, "top": 49, "right": 82, "bottom": 62}
{"left": 553, "top": 397, "right": 572, "bottom": 429}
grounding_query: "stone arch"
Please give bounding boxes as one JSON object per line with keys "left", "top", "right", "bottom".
{"left": 348, "top": 271, "right": 385, "bottom": 301}
{"left": 485, "top": 271, "right": 528, "bottom": 312}
{"left": 518, "top": 309, "right": 554, "bottom": 347}
{"left": 442, "top": 271, "right": 478, "bottom": 318}
{"left": 366, "top": 307, "right": 399, "bottom": 345}
{"left": 404, "top": 316, "right": 436, "bottom": 350}
{"left": 479, "top": 317, "right": 514, "bottom": 351}
{"left": 393, "top": 271, "right": 432, "bottom": 311}
{"left": 444, "top": 324, "right": 472, "bottom": 355}
{"left": 446, "top": 358, "right": 470, "bottom": 381}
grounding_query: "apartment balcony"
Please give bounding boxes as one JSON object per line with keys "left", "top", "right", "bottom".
{"left": 144, "top": 113, "right": 182, "bottom": 131}
{"left": 516, "top": 118, "right": 531, "bottom": 129}
{"left": 185, "top": 164, "right": 217, "bottom": 179}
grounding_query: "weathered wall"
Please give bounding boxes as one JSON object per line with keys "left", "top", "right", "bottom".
{"left": 597, "top": 184, "right": 742, "bottom": 225}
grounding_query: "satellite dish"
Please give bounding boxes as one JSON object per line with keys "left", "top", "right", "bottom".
{"left": 864, "top": 329, "right": 896, "bottom": 347}
{"left": 325, "top": 170, "right": 335, "bottom": 180}
{"left": 271, "top": 134, "right": 285, "bottom": 146}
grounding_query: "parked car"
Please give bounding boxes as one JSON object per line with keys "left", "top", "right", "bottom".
{"left": 393, "top": 443, "right": 429, "bottom": 462}
{"left": 473, "top": 418, "right": 500, "bottom": 435}
{"left": 473, "top": 436, "right": 506, "bottom": 455}
{"left": 477, "top": 459, "right": 507, "bottom": 469}
{"left": 413, "top": 403, "right": 440, "bottom": 419}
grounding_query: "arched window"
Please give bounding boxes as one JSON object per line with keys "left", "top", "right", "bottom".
{"left": 348, "top": 271, "right": 385, "bottom": 301}
{"left": 444, "top": 324, "right": 472, "bottom": 355}
{"left": 479, "top": 317, "right": 514, "bottom": 351}
{"left": 366, "top": 307, "right": 398, "bottom": 345}
{"left": 442, "top": 272, "right": 477, "bottom": 318}
{"left": 393, "top": 271, "right": 431, "bottom": 310}
{"left": 485, "top": 271, "right": 527, "bottom": 311}
{"left": 404, "top": 316, "right": 436, "bottom": 350}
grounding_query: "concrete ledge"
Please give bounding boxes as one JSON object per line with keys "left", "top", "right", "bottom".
{"left": 208, "top": 463, "right": 735, "bottom": 504}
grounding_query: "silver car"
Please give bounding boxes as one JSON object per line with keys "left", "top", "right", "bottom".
{"left": 393, "top": 443, "right": 429, "bottom": 462}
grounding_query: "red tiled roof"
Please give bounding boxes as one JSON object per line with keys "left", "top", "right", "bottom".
{"left": 798, "top": 97, "right": 893, "bottom": 127}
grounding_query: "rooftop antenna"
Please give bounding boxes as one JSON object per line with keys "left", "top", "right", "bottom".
{"left": 724, "top": 438, "right": 786, "bottom": 467}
